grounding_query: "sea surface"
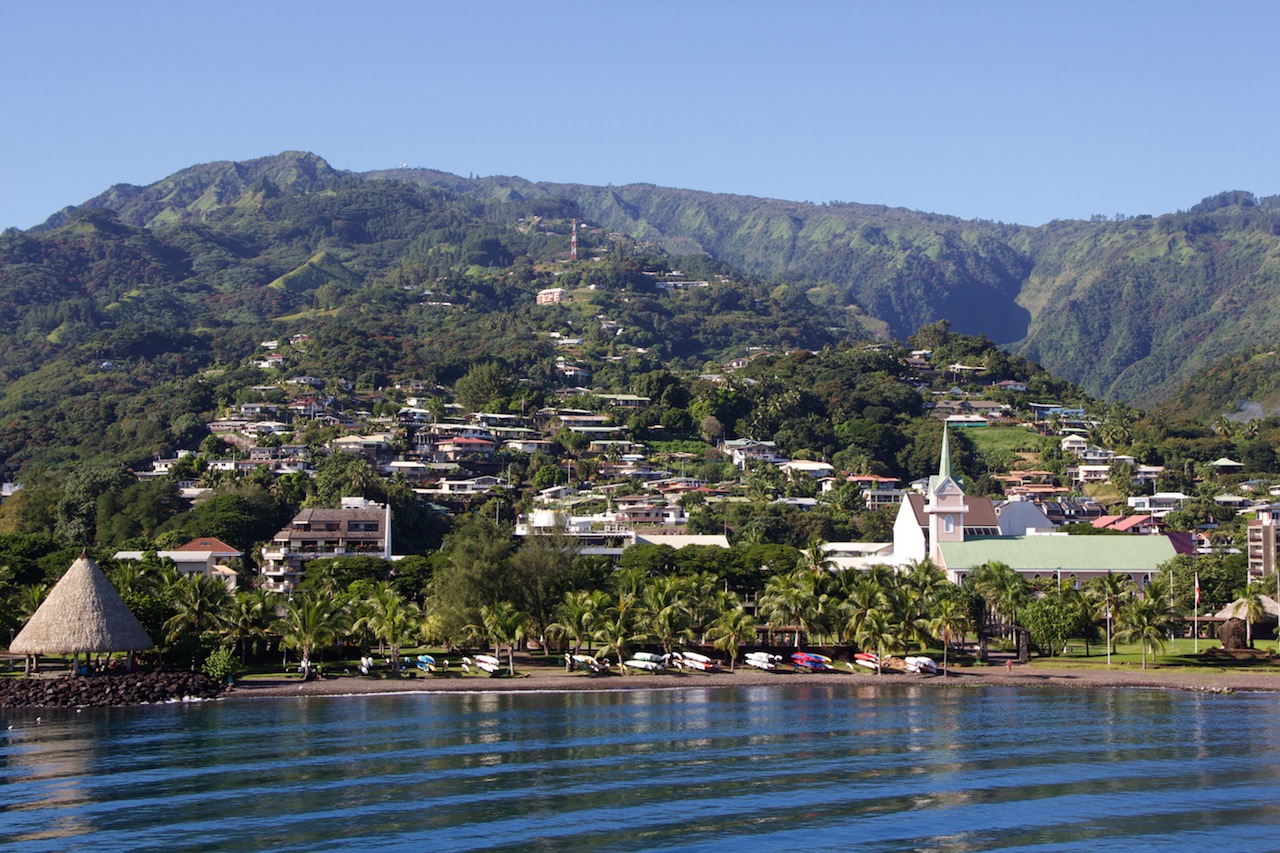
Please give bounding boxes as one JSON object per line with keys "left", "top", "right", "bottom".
{"left": 2, "top": 683, "right": 1278, "bottom": 852}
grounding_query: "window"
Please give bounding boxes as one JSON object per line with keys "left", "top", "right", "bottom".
{"left": 944, "top": 515, "right": 954, "bottom": 534}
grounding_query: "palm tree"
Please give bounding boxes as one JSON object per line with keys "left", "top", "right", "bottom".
{"left": 855, "top": 608, "right": 900, "bottom": 675}
{"left": 549, "top": 589, "right": 606, "bottom": 655}
{"left": 929, "top": 596, "right": 970, "bottom": 676}
{"left": 476, "top": 600, "right": 528, "bottom": 676}
{"left": 803, "top": 540, "right": 836, "bottom": 574}
{"left": 12, "top": 583, "right": 48, "bottom": 623}
{"left": 1235, "top": 581, "right": 1268, "bottom": 647}
{"left": 970, "top": 561, "right": 1026, "bottom": 639}
{"left": 357, "top": 584, "right": 422, "bottom": 673}
{"left": 593, "top": 591, "right": 644, "bottom": 673}
{"left": 705, "top": 597, "right": 755, "bottom": 671}
{"left": 274, "top": 596, "right": 346, "bottom": 675}
{"left": 758, "top": 569, "right": 820, "bottom": 647}
{"left": 840, "top": 573, "right": 892, "bottom": 650}
{"left": 163, "top": 574, "right": 231, "bottom": 647}
{"left": 1117, "top": 595, "right": 1175, "bottom": 669}
{"left": 1087, "top": 571, "right": 1134, "bottom": 656}
{"left": 644, "top": 576, "right": 695, "bottom": 656}
{"left": 221, "top": 589, "right": 273, "bottom": 664}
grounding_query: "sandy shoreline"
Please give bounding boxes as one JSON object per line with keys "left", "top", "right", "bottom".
{"left": 225, "top": 661, "right": 1280, "bottom": 700}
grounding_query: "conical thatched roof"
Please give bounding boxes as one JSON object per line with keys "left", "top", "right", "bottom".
{"left": 1215, "top": 595, "right": 1280, "bottom": 622}
{"left": 10, "top": 553, "right": 154, "bottom": 654}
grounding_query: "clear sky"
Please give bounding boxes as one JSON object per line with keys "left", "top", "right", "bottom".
{"left": 2, "top": 1, "right": 1276, "bottom": 231}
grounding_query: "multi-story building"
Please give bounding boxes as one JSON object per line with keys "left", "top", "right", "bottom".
{"left": 259, "top": 497, "right": 391, "bottom": 593}
{"left": 1247, "top": 508, "right": 1280, "bottom": 579}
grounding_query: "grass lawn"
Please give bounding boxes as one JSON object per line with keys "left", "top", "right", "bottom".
{"left": 1028, "top": 636, "right": 1280, "bottom": 671}
{"left": 962, "top": 424, "right": 1046, "bottom": 457}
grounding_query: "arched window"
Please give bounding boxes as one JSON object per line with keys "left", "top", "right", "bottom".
{"left": 944, "top": 515, "right": 954, "bottom": 533}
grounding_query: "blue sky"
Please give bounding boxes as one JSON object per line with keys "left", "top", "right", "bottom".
{"left": 2, "top": 1, "right": 1276, "bottom": 231}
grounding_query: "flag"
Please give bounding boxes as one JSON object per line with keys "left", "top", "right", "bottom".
{"left": 1194, "top": 573, "right": 1200, "bottom": 605}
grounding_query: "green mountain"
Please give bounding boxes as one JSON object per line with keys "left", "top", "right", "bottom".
{"left": 1, "top": 155, "right": 873, "bottom": 475}
{"left": 18, "top": 152, "right": 1280, "bottom": 410}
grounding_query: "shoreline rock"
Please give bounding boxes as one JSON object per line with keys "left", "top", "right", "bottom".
{"left": 0, "top": 670, "right": 225, "bottom": 708}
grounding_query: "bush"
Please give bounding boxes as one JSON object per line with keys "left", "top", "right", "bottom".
{"left": 202, "top": 646, "right": 240, "bottom": 682}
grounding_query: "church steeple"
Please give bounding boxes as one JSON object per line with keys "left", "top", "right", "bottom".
{"left": 924, "top": 422, "right": 968, "bottom": 561}
{"left": 938, "top": 423, "right": 952, "bottom": 481}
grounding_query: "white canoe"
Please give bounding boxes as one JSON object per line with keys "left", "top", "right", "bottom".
{"left": 745, "top": 652, "right": 782, "bottom": 663}
{"left": 678, "top": 651, "right": 713, "bottom": 665}
{"left": 632, "top": 651, "right": 665, "bottom": 663}
{"left": 624, "top": 659, "right": 664, "bottom": 672}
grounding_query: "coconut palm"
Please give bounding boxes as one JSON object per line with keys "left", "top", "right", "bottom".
{"left": 705, "top": 596, "right": 755, "bottom": 671}
{"left": 549, "top": 589, "right": 607, "bottom": 655}
{"left": 929, "top": 596, "right": 970, "bottom": 676}
{"left": 593, "top": 591, "right": 645, "bottom": 673}
{"left": 475, "top": 600, "right": 527, "bottom": 675}
{"left": 900, "top": 559, "right": 947, "bottom": 607}
{"left": 356, "top": 584, "right": 422, "bottom": 673}
{"left": 758, "top": 569, "right": 821, "bottom": 647}
{"left": 12, "top": 583, "right": 48, "bottom": 623}
{"left": 221, "top": 589, "right": 273, "bottom": 663}
{"left": 970, "top": 561, "right": 1026, "bottom": 638}
{"left": 163, "top": 574, "right": 231, "bottom": 647}
{"left": 854, "top": 608, "right": 901, "bottom": 675}
{"left": 643, "top": 575, "right": 695, "bottom": 656}
{"left": 1235, "top": 581, "right": 1268, "bottom": 647}
{"left": 840, "top": 573, "right": 892, "bottom": 651}
{"left": 1087, "top": 571, "right": 1134, "bottom": 656}
{"left": 1116, "top": 595, "right": 1175, "bottom": 669}
{"left": 274, "top": 596, "right": 347, "bottom": 675}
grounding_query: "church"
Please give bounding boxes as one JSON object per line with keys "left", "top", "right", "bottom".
{"left": 890, "top": 426, "right": 1178, "bottom": 588}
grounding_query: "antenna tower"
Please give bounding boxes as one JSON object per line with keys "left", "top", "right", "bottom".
{"left": 570, "top": 219, "right": 579, "bottom": 261}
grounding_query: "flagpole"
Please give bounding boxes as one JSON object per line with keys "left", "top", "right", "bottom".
{"left": 1194, "top": 572, "right": 1200, "bottom": 654}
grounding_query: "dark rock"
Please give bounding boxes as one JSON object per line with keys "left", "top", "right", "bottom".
{"left": 0, "top": 670, "right": 225, "bottom": 708}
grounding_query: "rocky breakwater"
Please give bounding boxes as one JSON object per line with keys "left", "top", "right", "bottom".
{"left": 0, "top": 671, "right": 225, "bottom": 708}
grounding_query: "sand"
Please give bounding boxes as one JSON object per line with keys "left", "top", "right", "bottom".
{"left": 226, "top": 659, "right": 1280, "bottom": 700}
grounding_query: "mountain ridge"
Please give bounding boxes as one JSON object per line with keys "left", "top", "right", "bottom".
{"left": 23, "top": 152, "right": 1280, "bottom": 406}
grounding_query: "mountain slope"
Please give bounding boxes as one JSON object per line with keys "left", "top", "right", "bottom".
{"left": 26, "top": 153, "right": 1280, "bottom": 406}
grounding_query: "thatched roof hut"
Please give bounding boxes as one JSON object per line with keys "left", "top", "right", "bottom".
{"left": 1215, "top": 595, "right": 1280, "bottom": 622}
{"left": 10, "top": 553, "right": 154, "bottom": 655}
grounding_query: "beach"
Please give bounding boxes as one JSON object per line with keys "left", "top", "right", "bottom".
{"left": 226, "top": 659, "right": 1280, "bottom": 699}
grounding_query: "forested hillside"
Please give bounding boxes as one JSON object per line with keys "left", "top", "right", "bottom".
{"left": 373, "top": 172, "right": 1280, "bottom": 406}
{"left": 19, "top": 152, "right": 1280, "bottom": 410}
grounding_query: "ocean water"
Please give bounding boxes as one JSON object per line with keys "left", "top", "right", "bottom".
{"left": 2, "top": 683, "right": 1278, "bottom": 852}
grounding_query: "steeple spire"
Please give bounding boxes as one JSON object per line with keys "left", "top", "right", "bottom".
{"left": 938, "top": 423, "right": 952, "bottom": 480}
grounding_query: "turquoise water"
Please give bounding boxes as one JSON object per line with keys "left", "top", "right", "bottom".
{"left": 2, "top": 684, "right": 1279, "bottom": 852}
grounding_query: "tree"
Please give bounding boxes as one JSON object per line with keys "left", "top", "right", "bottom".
{"left": 705, "top": 595, "right": 755, "bottom": 671}
{"left": 507, "top": 532, "right": 582, "bottom": 648}
{"left": 453, "top": 362, "right": 513, "bottom": 412}
{"left": 1019, "top": 596, "right": 1077, "bottom": 658}
{"left": 356, "top": 584, "right": 422, "bottom": 673}
{"left": 162, "top": 574, "right": 230, "bottom": 650}
{"left": 1086, "top": 571, "right": 1134, "bottom": 655}
{"left": 854, "top": 608, "right": 901, "bottom": 674}
{"left": 471, "top": 600, "right": 528, "bottom": 675}
{"left": 1117, "top": 595, "right": 1175, "bottom": 669}
{"left": 759, "top": 569, "right": 823, "bottom": 646}
{"left": 643, "top": 575, "right": 695, "bottom": 655}
{"left": 593, "top": 590, "right": 644, "bottom": 673}
{"left": 275, "top": 596, "right": 347, "bottom": 675}
{"left": 221, "top": 589, "right": 273, "bottom": 664}
{"left": 549, "top": 589, "right": 607, "bottom": 656}
{"left": 929, "top": 596, "right": 970, "bottom": 675}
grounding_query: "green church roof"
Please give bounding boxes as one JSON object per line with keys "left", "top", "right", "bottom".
{"left": 939, "top": 535, "right": 1177, "bottom": 572}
